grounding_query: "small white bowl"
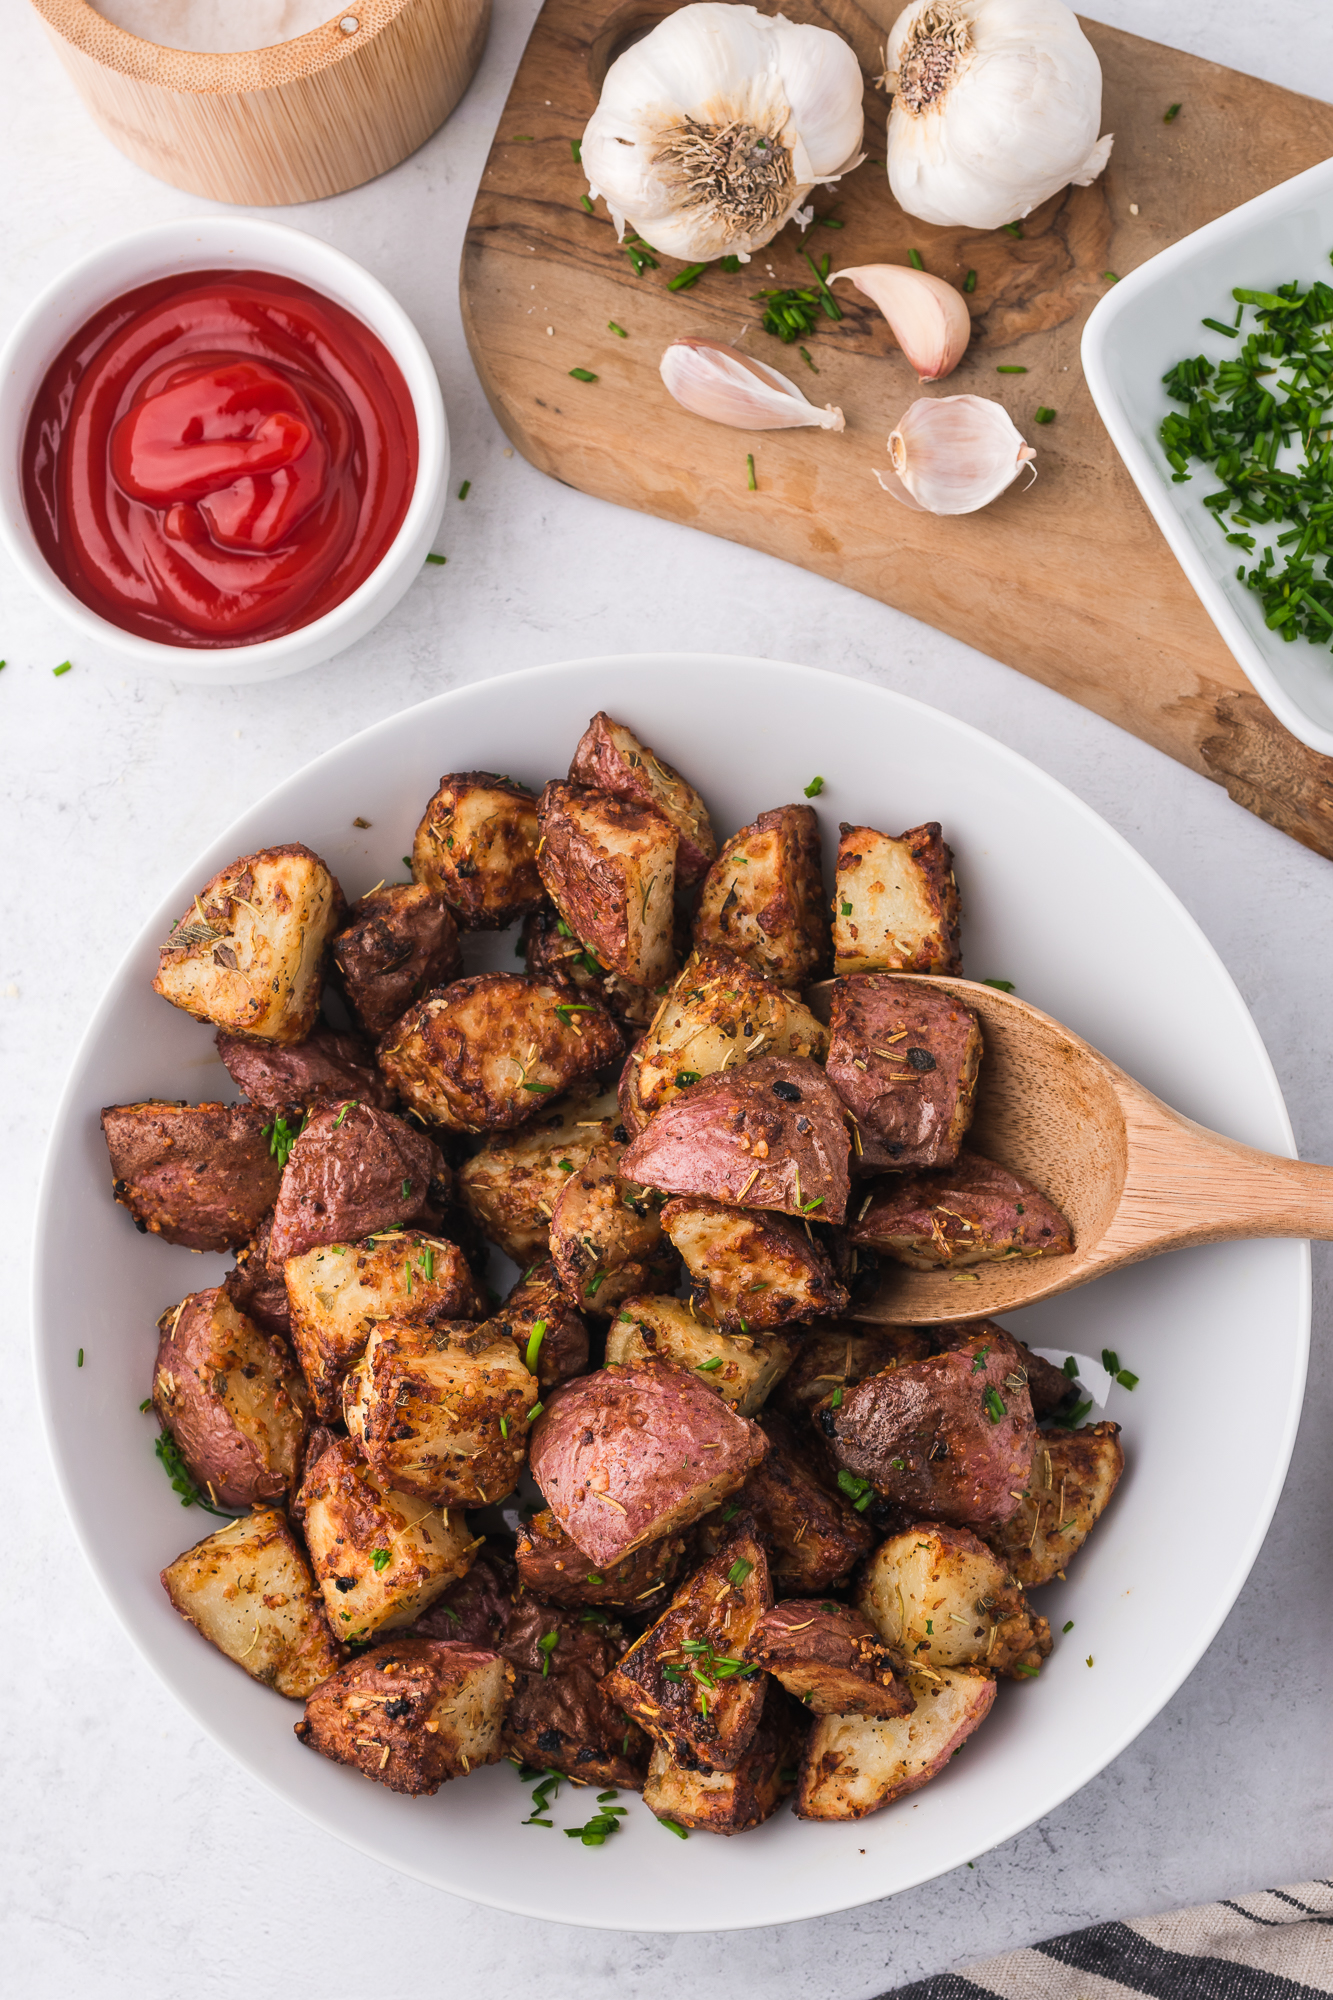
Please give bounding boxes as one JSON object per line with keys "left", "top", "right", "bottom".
{"left": 1082, "top": 155, "right": 1333, "bottom": 758}
{"left": 0, "top": 216, "right": 447, "bottom": 685}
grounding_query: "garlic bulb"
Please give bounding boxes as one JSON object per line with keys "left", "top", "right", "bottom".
{"left": 881, "top": 0, "right": 1112, "bottom": 230}
{"left": 582, "top": 4, "right": 865, "bottom": 263}
{"left": 832, "top": 263, "right": 970, "bottom": 380}
{"left": 661, "top": 337, "right": 845, "bottom": 430}
{"left": 877, "top": 395, "right": 1034, "bottom": 512}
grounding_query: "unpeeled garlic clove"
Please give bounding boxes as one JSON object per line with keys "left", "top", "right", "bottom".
{"left": 878, "top": 395, "right": 1035, "bottom": 514}
{"left": 660, "top": 338, "right": 846, "bottom": 431}
{"left": 831, "top": 263, "right": 971, "bottom": 381}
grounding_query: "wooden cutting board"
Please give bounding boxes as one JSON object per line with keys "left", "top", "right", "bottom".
{"left": 462, "top": 4, "right": 1333, "bottom": 859}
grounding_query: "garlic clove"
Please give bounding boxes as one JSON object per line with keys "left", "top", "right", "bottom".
{"left": 831, "top": 263, "right": 971, "bottom": 381}
{"left": 882, "top": 395, "right": 1035, "bottom": 513}
{"left": 661, "top": 337, "right": 846, "bottom": 431}
{"left": 872, "top": 464, "right": 925, "bottom": 511}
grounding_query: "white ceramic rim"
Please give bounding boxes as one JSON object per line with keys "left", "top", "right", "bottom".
{"left": 31, "top": 655, "right": 1310, "bottom": 1928}
{"left": 1081, "top": 154, "right": 1333, "bottom": 758}
{"left": 0, "top": 215, "right": 447, "bottom": 681}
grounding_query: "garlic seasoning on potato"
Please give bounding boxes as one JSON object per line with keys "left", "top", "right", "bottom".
{"left": 876, "top": 396, "right": 1035, "bottom": 513}
{"left": 831, "top": 264, "right": 970, "bottom": 381}
{"left": 581, "top": 3, "right": 865, "bottom": 263}
{"left": 661, "top": 338, "right": 845, "bottom": 431}
{"left": 881, "top": 0, "right": 1112, "bottom": 231}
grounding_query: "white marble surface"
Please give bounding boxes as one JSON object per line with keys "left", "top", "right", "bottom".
{"left": 3, "top": 0, "right": 1332, "bottom": 1990}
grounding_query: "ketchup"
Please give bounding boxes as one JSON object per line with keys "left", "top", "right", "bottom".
{"left": 22, "top": 270, "right": 418, "bottom": 647}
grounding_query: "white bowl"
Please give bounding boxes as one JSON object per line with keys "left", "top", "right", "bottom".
{"left": 1082, "top": 155, "right": 1333, "bottom": 757}
{"left": 0, "top": 216, "right": 447, "bottom": 685}
{"left": 33, "top": 655, "right": 1308, "bottom": 1930}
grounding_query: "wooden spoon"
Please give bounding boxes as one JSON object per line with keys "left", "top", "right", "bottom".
{"left": 808, "top": 975, "right": 1328, "bottom": 1324}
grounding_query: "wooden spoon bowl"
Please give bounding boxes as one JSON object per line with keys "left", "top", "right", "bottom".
{"left": 815, "top": 976, "right": 1329, "bottom": 1325}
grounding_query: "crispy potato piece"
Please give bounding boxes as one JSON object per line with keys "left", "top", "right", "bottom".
{"left": 412, "top": 773, "right": 544, "bottom": 929}
{"left": 224, "top": 1213, "right": 292, "bottom": 1340}
{"left": 569, "top": 711, "right": 717, "bottom": 886}
{"left": 296, "top": 1639, "right": 513, "bottom": 1793}
{"left": 379, "top": 974, "right": 623, "bottom": 1133}
{"left": 986, "top": 1422, "right": 1125, "bottom": 1588}
{"left": 161, "top": 1507, "right": 342, "bottom": 1698}
{"left": 724, "top": 1410, "right": 875, "bottom": 1592}
{"left": 536, "top": 781, "right": 678, "bottom": 989}
{"left": 458, "top": 1089, "right": 621, "bottom": 1262}
{"left": 621, "top": 1053, "right": 851, "bottom": 1223}
{"left": 819, "top": 1326, "right": 1036, "bottom": 1531}
{"left": 269, "top": 1103, "right": 449, "bottom": 1265}
{"left": 522, "top": 903, "right": 659, "bottom": 1027}
{"left": 660, "top": 1196, "right": 847, "bottom": 1332}
{"left": 411, "top": 1547, "right": 516, "bottom": 1646}
{"left": 332, "top": 884, "right": 463, "bottom": 1036}
{"left": 529, "top": 1359, "right": 768, "bottom": 1568}
{"left": 744, "top": 1601, "right": 913, "bottom": 1717}
{"left": 619, "top": 946, "right": 829, "bottom": 1136}
{"left": 153, "top": 843, "right": 344, "bottom": 1044}
{"left": 832, "top": 823, "right": 962, "bottom": 977}
{"left": 285, "top": 1229, "right": 485, "bottom": 1420}
{"left": 514, "top": 1509, "right": 690, "bottom": 1613}
{"left": 643, "top": 1682, "right": 801, "bottom": 1833}
{"left": 828, "top": 976, "right": 982, "bottom": 1174}
{"left": 602, "top": 1524, "right": 771, "bottom": 1772}
{"left": 500, "top": 1599, "right": 650, "bottom": 1787}
{"left": 693, "top": 805, "right": 829, "bottom": 987}
{"left": 549, "top": 1146, "right": 678, "bottom": 1314}
{"left": 216, "top": 1024, "right": 397, "bottom": 1113}
{"left": 850, "top": 1149, "right": 1074, "bottom": 1269}
{"left": 858, "top": 1524, "right": 1051, "bottom": 1679}
{"left": 299, "top": 1435, "right": 479, "bottom": 1641}
{"left": 606, "top": 1294, "right": 797, "bottom": 1417}
{"left": 776, "top": 1325, "right": 934, "bottom": 1426}
{"left": 487, "top": 1260, "right": 590, "bottom": 1390}
{"left": 794, "top": 1664, "right": 995, "bottom": 1820}
{"left": 344, "top": 1318, "right": 536, "bottom": 1506}
{"left": 101, "top": 1099, "right": 283, "bottom": 1253}
{"left": 153, "top": 1287, "right": 307, "bottom": 1507}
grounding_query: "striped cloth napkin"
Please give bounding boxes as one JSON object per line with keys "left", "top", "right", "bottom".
{"left": 886, "top": 1882, "right": 1333, "bottom": 1998}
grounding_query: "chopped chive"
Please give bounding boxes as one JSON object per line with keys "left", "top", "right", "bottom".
{"left": 983, "top": 1386, "right": 1007, "bottom": 1423}
{"left": 907, "top": 248, "right": 924, "bottom": 271}
{"left": 77, "top": 1348, "right": 84, "bottom": 1367}
{"left": 798, "top": 345, "right": 818, "bottom": 373}
{"left": 1101, "top": 1348, "right": 1120, "bottom": 1374}
{"left": 829, "top": 1385, "right": 842, "bottom": 1408}
{"left": 674, "top": 1069, "right": 701, "bottom": 1086}
{"left": 1014, "top": 1662, "right": 1040, "bottom": 1678}
{"left": 1002, "top": 222, "right": 1023, "bottom": 238}
{"left": 526, "top": 1401, "right": 544, "bottom": 1422}
{"left": 668, "top": 263, "right": 707, "bottom": 292}
{"left": 746, "top": 453, "right": 757, "bottom": 490}
{"left": 371, "top": 1547, "right": 391, "bottom": 1572}
{"left": 803, "top": 774, "right": 825, "bottom": 795}
{"left": 53, "top": 661, "right": 72, "bottom": 676}
{"left": 1116, "top": 1368, "right": 1140, "bottom": 1390}
{"left": 538, "top": 1630, "right": 560, "bottom": 1676}
{"left": 608, "top": 320, "right": 627, "bottom": 337}
{"left": 1103, "top": 270, "right": 1120, "bottom": 283}
{"left": 579, "top": 194, "right": 594, "bottom": 213}
{"left": 525, "top": 1320, "right": 547, "bottom": 1373}
{"left": 720, "top": 254, "right": 742, "bottom": 273}
{"left": 801, "top": 248, "right": 843, "bottom": 317}
{"left": 727, "top": 1557, "right": 754, "bottom": 1587}
{"left": 512, "top": 134, "right": 534, "bottom": 142}
{"left": 425, "top": 552, "right": 446, "bottom": 565}
{"left": 659, "top": 1818, "right": 689, "bottom": 1839}
{"left": 1201, "top": 316, "right": 1241, "bottom": 337}
{"left": 696, "top": 1356, "right": 724, "bottom": 1372}
{"left": 963, "top": 269, "right": 977, "bottom": 293}
{"left": 840, "top": 898, "right": 853, "bottom": 915}
{"left": 997, "top": 364, "right": 1027, "bottom": 373}
{"left": 1034, "top": 406, "right": 1056, "bottom": 424}
{"left": 1164, "top": 101, "right": 1181, "bottom": 122}
{"left": 982, "top": 977, "right": 1015, "bottom": 991}
{"left": 333, "top": 1099, "right": 358, "bottom": 1128}
{"left": 569, "top": 367, "right": 598, "bottom": 382}
{"left": 819, "top": 215, "right": 845, "bottom": 229}
{"left": 571, "top": 138, "right": 582, "bottom": 162}
{"left": 457, "top": 480, "right": 470, "bottom": 501}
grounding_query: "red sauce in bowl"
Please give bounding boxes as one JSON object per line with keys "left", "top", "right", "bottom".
{"left": 22, "top": 270, "right": 418, "bottom": 648}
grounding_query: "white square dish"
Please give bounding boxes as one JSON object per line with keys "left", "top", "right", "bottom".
{"left": 1082, "top": 154, "right": 1333, "bottom": 757}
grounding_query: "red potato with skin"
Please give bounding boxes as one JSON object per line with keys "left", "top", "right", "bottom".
{"left": 849, "top": 1150, "right": 1073, "bottom": 1269}
{"left": 985, "top": 1421, "right": 1125, "bottom": 1588}
{"left": 216, "top": 1023, "right": 397, "bottom": 1113}
{"left": 742, "top": 1600, "right": 914, "bottom": 1718}
{"left": 161, "top": 1507, "right": 343, "bottom": 1698}
{"left": 794, "top": 1664, "right": 996, "bottom": 1820}
{"left": 343, "top": 1317, "right": 536, "bottom": 1507}
{"left": 410, "top": 1547, "right": 516, "bottom": 1647}
{"left": 267, "top": 1101, "right": 449, "bottom": 1265}
{"left": 536, "top": 781, "right": 679, "bottom": 990}
{"left": 296, "top": 1639, "right": 514, "bottom": 1793}
{"left": 514, "top": 1509, "right": 691, "bottom": 1613}
{"left": 776, "top": 1324, "right": 934, "bottom": 1426}
{"left": 827, "top": 976, "right": 983, "bottom": 1173}
{"left": 224, "top": 1213, "right": 292, "bottom": 1340}
{"left": 642, "top": 1681, "right": 803, "bottom": 1834}
{"left": 153, "top": 1287, "right": 308, "bottom": 1506}
{"left": 411, "top": 773, "right": 545, "bottom": 929}
{"left": 331, "top": 883, "right": 464, "bottom": 1036}
{"left": 661, "top": 1195, "right": 848, "bottom": 1331}
{"left": 101, "top": 1099, "right": 284, "bottom": 1253}
{"left": 522, "top": 902, "right": 659, "bottom": 1027}
{"left": 831, "top": 821, "right": 962, "bottom": 977}
{"left": 500, "top": 1599, "right": 651, "bottom": 1788}
{"left": 725, "top": 1409, "right": 876, "bottom": 1592}
{"left": 457, "top": 1088, "right": 621, "bottom": 1263}
{"left": 569, "top": 711, "right": 717, "bottom": 885}
{"left": 858, "top": 1524, "right": 1051, "bottom": 1679}
{"left": 548, "top": 1145, "right": 678, "bottom": 1314}
{"left": 693, "top": 804, "right": 830, "bottom": 987}
{"left": 487, "top": 1259, "right": 590, "bottom": 1390}
{"left": 605, "top": 1293, "right": 798, "bottom": 1418}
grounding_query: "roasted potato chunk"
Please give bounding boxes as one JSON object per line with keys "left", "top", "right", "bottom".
{"left": 744, "top": 1601, "right": 913, "bottom": 1717}
{"left": 661, "top": 1196, "right": 848, "bottom": 1332}
{"left": 603, "top": 1524, "right": 771, "bottom": 1771}
{"left": 285, "top": 1229, "right": 484, "bottom": 1419}
{"left": 693, "top": 805, "right": 829, "bottom": 987}
{"left": 161, "top": 1507, "right": 342, "bottom": 1698}
{"left": 101, "top": 1099, "right": 282, "bottom": 1253}
{"left": 776, "top": 1324, "right": 933, "bottom": 1425}
{"left": 858, "top": 1524, "right": 1051, "bottom": 1679}
{"left": 621, "top": 1054, "right": 850, "bottom": 1224}
{"left": 487, "top": 1260, "right": 590, "bottom": 1390}
{"left": 726, "top": 1410, "right": 875, "bottom": 1592}
{"left": 794, "top": 1664, "right": 995, "bottom": 1820}
{"left": 819, "top": 1326, "right": 1036, "bottom": 1531}
{"left": 529, "top": 1359, "right": 768, "bottom": 1569}
{"left": 549, "top": 1146, "right": 677, "bottom": 1314}
{"left": 850, "top": 1149, "right": 1074, "bottom": 1269}
{"left": 643, "top": 1682, "right": 801, "bottom": 1834}
{"left": 828, "top": 976, "right": 982, "bottom": 1173}
{"left": 522, "top": 903, "right": 658, "bottom": 1026}
{"left": 411, "top": 1547, "right": 515, "bottom": 1646}
{"left": 269, "top": 1102, "right": 449, "bottom": 1265}
{"left": 344, "top": 1318, "right": 536, "bottom": 1506}
{"left": 153, "top": 1287, "right": 307, "bottom": 1506}
{"left": 411, "top": 772, "right": 544, "bottom": 929}
{"left": 619, "top": 946, "right": 829, "bottom": 1136}
{"left": 216, "top": 1023, "right": 397, "bottom": 1113}
{"left": 224, "top": 1213, "right": 292, "bottom": 1340}
{"left": 832, "top": 822, "right": 962, "bottom": 977}
{"left": 153, "top": 843, "right": 344, "bottom": 1044}
{"left": 457, "top": 1088, "right": 620, "bottom": 1263}
{"left": 536, "top": 781, "right": 678, "bottom": 989}
{"left": 379, "top": 974, "right": 623, "bottom": 1133}
{"left": 986, "top": 1422, "right": 1125, "bottom": 1588}
{"left": 514, "top": 1509, "right": 689, "bottom": 1613}
{"left": 296, "top": 1639, "right": 513, "bottom": 1793}
{"left": 299, "top": 1435, "right": 479, "bottom": 1641}
{"left": 606, "top": 1294, "right": 796, "bottom": 1417}
{"left": 500, "top": 1599, "right": 650, "bottom": 1787}
{"left": 332, "top": 883, "right": 463, "bottom": 1036}
{"left": 569, "top": 711, "right": 717, "bottom": 885}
